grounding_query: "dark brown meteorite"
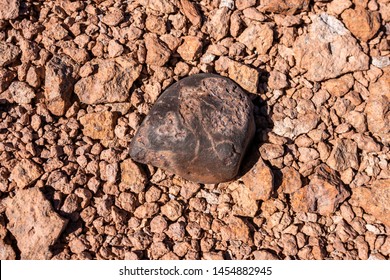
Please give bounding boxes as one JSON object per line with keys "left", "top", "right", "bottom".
{"left": 130, "top": 73, "right": 255, "bottom": 184}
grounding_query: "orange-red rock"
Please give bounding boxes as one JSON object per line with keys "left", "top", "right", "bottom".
{"left": 291, "top": 164, "right": 350, "bottom": 215}
{"left": 351, "top": 179, "right": 390, "bottom": 227}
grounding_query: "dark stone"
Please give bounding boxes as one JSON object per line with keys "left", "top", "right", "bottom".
{"left": 130, "top": 73, "right": 255, "bottom": 184}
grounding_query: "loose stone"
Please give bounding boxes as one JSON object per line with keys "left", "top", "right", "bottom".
{"left": 130, "top": 73, "right": 255, "bottom": 184}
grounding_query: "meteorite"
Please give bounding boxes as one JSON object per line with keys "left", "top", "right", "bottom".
{"left": 129, "top": 73, "right": 255, "bottom": 184}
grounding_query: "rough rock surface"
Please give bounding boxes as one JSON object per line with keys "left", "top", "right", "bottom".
{"left": 273, "top": 113, "right": 319, "bottom": 139}
{"left": 327, "top": 139, "right": 359, "bottom": 172}
{"left": 45, "top": 55, "right": 78, "bottom": 116}
{"left": 322, "top": 74, "right": 354, "bottom": 97}
{"left": 5, "top": 188, "right": 67, "bottom": 259}
{"left": 291, "top": 164, "right": 350, "bottom": 215}
{"left": 341, "top": 7, "right": 381, "bottom": 42}
{"left": 74, "top": 57, "right": 142, "bottom": 104}
{"left": 227, "top": 60, "right": 259, "bottom": 93}
{"left": 0, "top": 0, "right": 19, "bottom": 20}
{"left": 280, "top": 167, "right": 302, "bottom": 194}
{"left": 242, "top": 157, "right": 274, "bottom": 201}
{"left": 0, "top": 42, "right": 20, "bottom": 67}
{"left": 120, "top": 158, "right": 148, "bottom": 191}
{"left": 179, "top": 0, "right": 201, "bottom": 26}
{"left": 351, "top": 179, "right": 390, "bottom": 227}
{"left": 230, "top": 182, "right": 259, "bottom": 217}
{"left": 10, "top": 159, "right": 43, "bottom": 188}
{"left": 238, "top": 23, "right": 273, "bottom": 55}
{"left": 365, "top": 69, "right": 390, "bottom": 143}
{"left": 8, "top": 81, "right": 35, "bottom": 104}
{"left": 0, "top": 239, "right": 16, "bottom": 260}
{"left": 294, "top": 14, "right": 369, "bottom": 82}
{"left": 145, "top": 34, "right": 171, "bottom": 67}
{"left": 258, "top": 0, "right": 310, "bottom": 14}
{"left": 220, "top": 215, "right": 251, "bottom": 243}
{"left": 177, "top": 36, "right": 203, "bottom": 61}
{"left": 79, "top": 111, "right": 116, "bottom": 140}
{"left": 0, "top": 68, "right": 15, "bottom": 92}
{"left": 206, "top": 7, "right": 231, "bottom": 42}
{"left": 130, "top": 74, "right": 255, "bottom": 184}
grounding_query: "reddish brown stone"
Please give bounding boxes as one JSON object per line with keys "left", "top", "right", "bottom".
{"left": 291, "top": 164, "right": 350, "bottom": 215}
{"left": 179, "top": 0, "right": 201, "bottom": 26}
{"left": 5, "top": 187, "right": 68, "bottom": 259}
{"left": 130, "top": 74, "right": 255, "bottom": 184}
{"left": 45, "top": 55, "right": 78, "bottom": 116}
{"left": 0, "top": 0, "right": 19, "bottom": 20}
{"left": 351, "top": 179, "right": 390, "bottom": 227}
{"left": 258, "top": 0, "right": 310, "bottom": 14}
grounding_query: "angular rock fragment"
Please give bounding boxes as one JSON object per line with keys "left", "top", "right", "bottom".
{"left": 177, "top": 36, "right": 203, "bottom": 61}
{"left": 0, "top": 68, "right": 16, "bottom": 92}
{"left": 351, "top": 133, "right": 380, "bottom": 153}
{"left": 345, "top": 111, "right": 367, "bottom": 133}
{"left": 365, "top": 69, "right": 390, "bottom": 143}
{"left": 327, "top": 139, "right": 359, "bottom": 172}
{"left": 147, "top": 0, "right": 176, "bottom": 14}
{"left": 341, "top": 7, "right": 381, "bottom": 42}
{"left": 8, "top": 81, "right": 35, "bottom": 104}
{"left": 236, "top": 0, "right": 256, "bottom": 10}
{"left": 79, "top": 111, "right": 116, "bottom": 140}
{"left": 327, "top": 0, "right": 352, "bottom": 15}
{"left": 258, "top": 0, "right": 310, "bottom": 15}
{"left": 230, "top": 10, "right": 244, "bottom": 38}
{"left": 146, "top": 15, "right": 167, "bottom": 35}
{"left": 372, "top": 56, "right": 390, "bottom": 69}
{"left": 253, "top": 250, "right": 279, "bottom": 260}
{"left": 206, "top": 7, "right": 231, "bottom": 41}
{"left": 228, "top": 60, "right": 259, "bottom": 93}
{"left": 268, "top": 70, "right": 289, "bottom": 90}
{"left": 238, "top": 23, "right": 273, "bottom": 55}
{"left": 161, "top": 200, "right": 183, "bottom": 221}
{"left": 0, "top": 239, "right": 16, "bottom": 260}
{"left": 101, "top": 7, "right": 124, "bottom": 26}
{"left": 45, "top": 55, "right": 79, "bottom": 116}
{"left": 0, "top": 42, "right": 21, "bottom": 67}
{"left": 351, "top": 179, "right": 390, "bottom": 227}
{"left": 220, "top": 215, "right": 251, "bottom": 243}
{"left": 120, "top": 158, "right": 147, "bottom": 192}
{"left": 273, "top": 113, "right": 319, "bottom": 139}
{"left": 145, "top": 33, "right": 171, "bottom": 66}
{"left": 5, "top": 187, "right": 68, "bottom": 259}
{"left": 10, "top": 159, "right": 43, "bottom": 188}
{"left": 291, "top": 164, "right": 350, "bottom": 215}
{"left": 241, "top": 157, "right": 273, "bottom": 201}
{"left": 130, "top": 74, "right": 255, "bottom": 184}
{"left": 134, "top": 203, "right": 159, "bottom": 219}
{"left": 281, "top": 233, "right": 298, "bottom": 256}
{"left": 230, "top": 182, "right": 258, "bottom": 217}
{"left": 62, "top": 45, "right": 90, "bottom": 64}
{"left": 294, "top": 13, "right": 369, "bottom": 82}
{"left": 179, "top": 0, "right": 201, "bottom": 26}
{"left": 260, "top": 143, "right": 284, "bottom": 160}
{"left": 0, "top": 0, "right": 20, "bottom": 20}
{"left": 280, "top": 166, "right": 302, "bottom": 194}
{"left": 321, "top": 74, "right": 354, "bottom": 97}
{"left": 74, "top": 57, "right": 142, "bottom": 104}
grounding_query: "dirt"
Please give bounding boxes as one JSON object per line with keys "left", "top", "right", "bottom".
{"left": 0, "top": 0, "right": 389, "bottom": 260}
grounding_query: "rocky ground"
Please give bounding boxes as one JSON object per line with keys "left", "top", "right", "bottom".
{"left": 0, "top": 0, "right": 389, "bottom": 260}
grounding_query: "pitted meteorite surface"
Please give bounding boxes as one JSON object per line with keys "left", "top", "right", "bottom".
{"left": 130, "top": 73, "right": 255, "bottom": 184}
